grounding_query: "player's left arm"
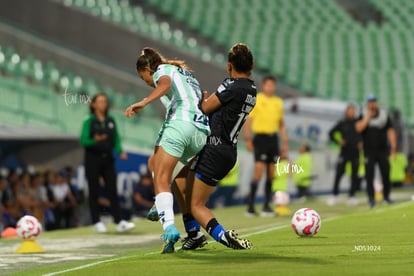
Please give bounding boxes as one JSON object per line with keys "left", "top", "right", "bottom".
{"left": 201, "top": 92, "right": 222, "bottom": 114}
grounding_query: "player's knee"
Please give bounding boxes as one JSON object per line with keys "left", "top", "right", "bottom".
{"left": 253, "top": 171, "right": 262, "bottom": 181}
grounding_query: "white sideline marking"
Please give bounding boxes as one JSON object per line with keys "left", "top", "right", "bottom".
{"left": 43, "top": 201, "right": 413, "bottom": 276}
{"left": 42, "top": 222, "right": 290, "bottom": 276}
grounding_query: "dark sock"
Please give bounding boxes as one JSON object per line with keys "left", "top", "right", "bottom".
{"left": 206, "top": 218, "right": 226, "bottom": 245}
{"left": 248, "top": 181, "right": 258, "bottom": 210}
{"left": 264, "top": 179, "right": 272, "bottom": 210}
{"left": 183, "top": 213, "right": 200, "bottom": 238}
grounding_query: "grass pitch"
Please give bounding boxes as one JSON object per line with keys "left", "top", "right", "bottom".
{"left": 2, "top": 193, "right": 414, "bottom": 276}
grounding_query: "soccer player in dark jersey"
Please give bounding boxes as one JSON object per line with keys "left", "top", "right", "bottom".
{"left": 188, "top": 43, "right": 257, "bottom": 249}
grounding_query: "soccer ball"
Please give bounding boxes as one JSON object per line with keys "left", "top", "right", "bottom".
{"left": 16, "top": 215, "right": 42, "bottom": 240}
{"left": 291, "top": 208, "right": 321, "bottom": 237}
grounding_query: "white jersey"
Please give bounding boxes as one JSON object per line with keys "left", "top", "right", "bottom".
{"left": 153, "top": 64, "right": 209, "bottom": 134}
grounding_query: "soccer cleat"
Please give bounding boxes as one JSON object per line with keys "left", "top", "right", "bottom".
{"left": 327, "top": 196, "right": 338, "bottom": 206}
{"left": 116, "top": 220, "right": 135, "bottom": 233}
{"left": 260, "top": 206, "right": 275, "bottom": 217}
{"left": 347, "top": 197, "right": 359, "bottom": 206}
{"left": 181, "top": 232, "right": 208, "bottom": 250}
{"left": 94, "top": 221, "right": 107, "bottom": 233}
{"left": 275, "top": 206, "right": 291, "bottom": 216}
{"left": 245, "top": 207, "right": 258, "bottom": 217}
{"left": 383, "top": 198, "right": 394, "bottom": 205}
{"left": 147, "top": 204, "right": 159, "bottom": 222}
{"left": 160, "top": 225, "right": 181, "bottom": 254}
{"left": 222, "top": 230, "right": 252, "bottom": 250}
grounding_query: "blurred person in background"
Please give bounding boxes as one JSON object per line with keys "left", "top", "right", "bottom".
{"left": 293, "top": 144, "right": 312, "bottom": 200}
{"left": 44, "top": 169, "right": 58, "bottom": 230}
{"left": 356, "top": 95, "right": 397, "bottom": 207}
{"left": 244, "top": 76, "right": 289, "bottom": 217}
{"left": 64, "top": 166, "right": 82, "bottom": 202}
{"left": 389, "top": 147, "right": 408, "bottom": 187}
{"left": 81, "top": 92, "right": 134, "bottom": 233}
{"left": 328, "top": 104, "right": 362, "bottom": 206}
{"left": 0, "top": 175, "right": 7, "bottom": 229}
{"left": 1, "top": 170, "right": 23, "bottom": 228}
{"left": 63, "top": 166, "right": 85, "bottom": 227}
{"left": 15, "top": 171, "right": 37, "bottom": 216}
{"left": 133, "top": 171, "right": 155, "bottom": 217}
{"left": 406, "top": 153, "right": 414, "bottom": 184}
{"left": 31, "top": 172, "right": 52, "bottom": 221}
{"left": 272, "top": 149, "right": 291, "bottom": 216}
{"left": 49, "top": 169, "right": 77, "bottom": 229}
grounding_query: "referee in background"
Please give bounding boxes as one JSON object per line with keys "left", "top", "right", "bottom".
{"left": 80, "top": 92, "right": 135, "bottom": 233}
{"left": 244, "top": 76, "right": 289, "bottom": 216}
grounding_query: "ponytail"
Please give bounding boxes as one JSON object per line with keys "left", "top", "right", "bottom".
{"left": 136, "top": 47, "right": 191, "bottom": 73}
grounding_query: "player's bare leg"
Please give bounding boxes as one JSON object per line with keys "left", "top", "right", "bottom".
{"left": 152, "top": 146, "right": 181, "bottom": 253}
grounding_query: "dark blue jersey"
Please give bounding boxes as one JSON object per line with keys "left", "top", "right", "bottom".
{"left": 208, "top": 78, "right": 257, "bottom": 145}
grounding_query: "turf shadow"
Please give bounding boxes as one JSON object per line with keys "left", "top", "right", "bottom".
{"left": 172, "top": 249, "right": 332, "bottom": 265}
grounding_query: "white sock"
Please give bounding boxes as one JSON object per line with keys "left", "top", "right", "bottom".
{"left": 155, "top": 192, "right": 175, "bottom": 230}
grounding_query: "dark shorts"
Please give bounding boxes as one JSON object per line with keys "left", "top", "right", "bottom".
{"left": 253, "top": 134, "right": 279, "bottom": 163}
{"left": 191, "top": 143, "right": 237, "bottom": 186}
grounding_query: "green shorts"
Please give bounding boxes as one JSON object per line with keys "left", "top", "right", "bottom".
{"left": 156, "top": 121, "right": 207, "bottom": 165}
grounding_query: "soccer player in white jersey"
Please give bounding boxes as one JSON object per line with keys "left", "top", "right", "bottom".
{"left": 145, "top": 44, "right": 257, "bottom": 251}
{"left": 124, "top": 48, "right": 209, "bottom": 253}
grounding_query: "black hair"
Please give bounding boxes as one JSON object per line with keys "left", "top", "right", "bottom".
{"left": 228, "top": 43, "right": 254, "bottom": 74}
{"left": 262, "top": 75, "right": 277, "bottom": 84}
{"left": 136, "top": 47, "right": 190, "bottom": 73}
{"left": 89, "top": 92, "right": 109, "bottom": 115}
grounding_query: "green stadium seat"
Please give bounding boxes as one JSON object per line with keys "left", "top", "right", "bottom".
{"left": 0, "top": 43, "right": 163, "bottom": 148}
{"left": 55, "top": 0, "right": 414, "bottom": 124}
{"left": 0, "top": 86, "right": 22, "bottom": 111}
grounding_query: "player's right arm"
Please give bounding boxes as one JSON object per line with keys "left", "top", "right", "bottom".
{"left": 200, "top": 93, "right": 222, "bottom": 114}
{"left": 125, "top": 76, "right": 171, "bottom": 117}
{"left": 355, "top": 112, "right": 371, "bottom": 133}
